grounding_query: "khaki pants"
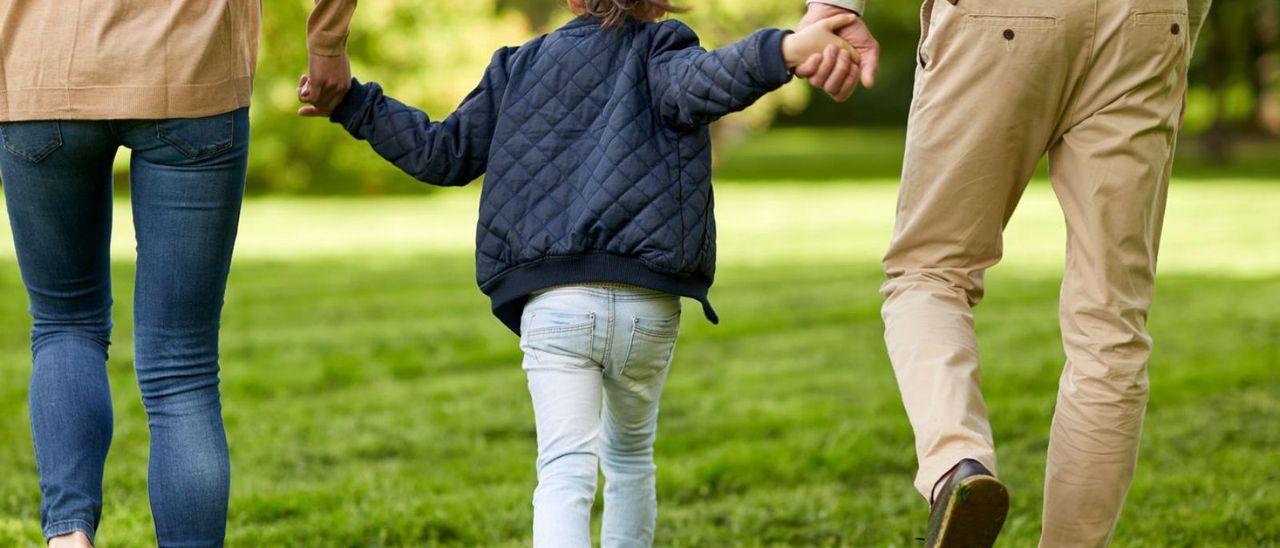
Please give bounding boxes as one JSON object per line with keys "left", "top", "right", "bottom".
{"left": 882, "top": 0, "right": 1210, "bottom": 546}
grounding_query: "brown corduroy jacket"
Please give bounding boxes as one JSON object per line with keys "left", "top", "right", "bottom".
{"left": 0, "top": 0, "right": 356, "bottom": 121}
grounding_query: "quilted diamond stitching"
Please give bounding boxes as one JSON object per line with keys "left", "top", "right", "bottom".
{"left": 339, "top": 19, "right": 788, "bottom": 291}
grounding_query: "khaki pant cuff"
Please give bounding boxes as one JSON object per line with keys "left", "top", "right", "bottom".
{"left": 915, "top": 450, "right": 999, "bottom": 502}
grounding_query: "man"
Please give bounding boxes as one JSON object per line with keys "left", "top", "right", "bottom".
{"left": 798, "top": 0, "right": 1210, "bottom": 546}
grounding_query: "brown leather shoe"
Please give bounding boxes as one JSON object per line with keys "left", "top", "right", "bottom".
{"left": 923, "top": 459, "right": 1009, "bottom": 548}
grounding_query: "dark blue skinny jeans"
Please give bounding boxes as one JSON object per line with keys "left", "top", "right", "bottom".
{"left": 0, "top": 108, "right": 248, "bottom": 547}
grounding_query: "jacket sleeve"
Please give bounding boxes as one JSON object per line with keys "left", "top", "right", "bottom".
{"left": 648, "top": 21, "right": 794, "bottom": 131}
{"left": 329, "top": 48, "right": 513, "bottom": 187}
{"left": 806, "top": 0, "right": 866, "bottom": 16}
{"left": 308, "top": 0, "right": 358, "bottom": 56}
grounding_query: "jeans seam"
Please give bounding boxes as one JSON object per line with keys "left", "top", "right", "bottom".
{"left": 523, "top": 322, "right": 594, "bottom": 338}
{"left": 603, "top": 290, "right": 616, "bottom": 371}
{"left": 43, "top": 518, "right": 96, "bottom": 542}
{"left": 617, "top": 317, "right": 639, "bottom": 380}
{"left": 633, "top": 324, "right": 679, "bottom": 339}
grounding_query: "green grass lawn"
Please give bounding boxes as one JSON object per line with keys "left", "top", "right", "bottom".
{"left": 717, "top": 128, "right": 1280, "bottom": 182}
{"left": 0, "top": 176, "right": 1277, "bottom": 546}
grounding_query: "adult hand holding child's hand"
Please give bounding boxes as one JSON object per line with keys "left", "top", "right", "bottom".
{"left": 795, "top": 3, "right": 880, "bottom": 103}
{"left": 298, "top": 51, "right": 353, "bottom": 117}
{"left": 785, "top": 14, "right": 863, "bottom": 103}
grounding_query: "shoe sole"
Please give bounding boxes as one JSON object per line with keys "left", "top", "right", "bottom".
{"left": 927, "top": 476, "right": 1009, "bottom": 548}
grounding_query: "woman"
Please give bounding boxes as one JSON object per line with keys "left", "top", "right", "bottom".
{"left": 0, "top": 1, "right": 355, "bottom": 546}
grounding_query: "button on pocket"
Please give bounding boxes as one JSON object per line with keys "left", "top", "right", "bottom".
{"left": 156, "top": 112, "right": 236, "bottom": 161}
{"left": 0, "top": 121, "right": 63, "bottom": 164}
{"left": 1127, "top": 11, "right": 1190, "bottom": 73}
{"left": 963, "top": 14, "right": 1061, "bottom": 60}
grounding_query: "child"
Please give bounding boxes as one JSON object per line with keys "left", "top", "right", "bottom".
{"left": 309, "top": 1, "right": 859, "bottom": 545}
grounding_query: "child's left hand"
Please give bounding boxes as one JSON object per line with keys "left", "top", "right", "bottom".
{"left": 783, "top": 14, "right": 862, "bottom": 70}
{"left": 785, "top": 14, "right": 862, "bottom": 102}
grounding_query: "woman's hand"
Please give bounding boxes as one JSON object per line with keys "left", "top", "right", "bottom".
{"left": 298, "top": 52, "right": 352, "bottom": 117}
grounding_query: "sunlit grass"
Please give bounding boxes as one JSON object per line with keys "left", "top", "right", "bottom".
{"left": 0, "top": 154, "right": 1276, "bottom": 544}
{"left": 2, "top": 181, "right": 1275, "bottom": 278}
{"left": 1, "top": 245, "right": 1274, "bottom": 546}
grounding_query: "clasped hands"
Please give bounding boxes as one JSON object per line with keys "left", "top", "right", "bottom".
{"left": 295, "top": 4, "right": 880, "bottom": 116}
{"left": 790, "top": 4, "right": 880, "bottom": 102}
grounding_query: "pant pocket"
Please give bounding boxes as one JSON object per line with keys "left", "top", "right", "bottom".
{"left": 918, "top": 0, "right": 937, "bottom": 68}
{"left": 0, "top": 121, "right": 63, "bottom": 164}
{"left": 953, "top": 11, "right": 1065, "bottom": 74}
{"left": 1128, "top": 10, "right": 1190, "bottom": 63}
{"left": 155, "top": 111, "right": 237, "bottom": 161}
{"left": 521, "top": 310, "right": 597, "bottom": 369}
{"left": 915, "top": 0, "right": 967, "bottom": 71}
{"left": 619, "top": 313, "right": 680, "bottom": 383}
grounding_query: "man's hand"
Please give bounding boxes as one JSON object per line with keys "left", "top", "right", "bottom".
{"left": 783, "top": 14, "right": 862, "bottom": 68}
{"left": 796, "top": 3, "right": 881, "bottom": 102}
{"left": 298, "top": 52, "right": 352, "bottom": 117}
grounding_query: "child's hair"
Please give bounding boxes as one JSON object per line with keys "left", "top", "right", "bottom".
{"left": 578, "top": 0, "right": 687, "bottom": 28}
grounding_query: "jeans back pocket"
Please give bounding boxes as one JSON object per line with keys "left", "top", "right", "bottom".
{"left": 520, "top": 310, "right": 598, "bottom": 367}
{"left": 619, "top": 312, "right": 681, "bottom": 383}
{"left": 156, "top": 111, "right": 236, "bottom": 161}
{"left": 0, "top": 121, "right": 63, "bottom": 164}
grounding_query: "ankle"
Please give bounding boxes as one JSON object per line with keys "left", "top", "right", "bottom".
{"left": 48, "top": 531, "right": 93, "bottom": 548}
{"left": 930, "top": 458, "right": 996, "bottom": 506}
{"left": 930, "top": 459, "right": 971, "bottom": 505}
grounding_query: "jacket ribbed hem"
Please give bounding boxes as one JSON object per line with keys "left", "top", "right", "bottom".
{"left": 482, "top": 253, "right": 719, "bottom": 335}
{"left": 0, "top": 77, "right": 254, "bottom": 121}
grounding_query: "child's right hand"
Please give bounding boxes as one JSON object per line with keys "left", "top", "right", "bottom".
{"left": 783, "top": 14, "right": 862, "bottom": 71}
{"left": 298, "top": 72, "right": 350, "bottom": 118}
{"left": 298, "top": 75, "right": 325, "bottom": 117}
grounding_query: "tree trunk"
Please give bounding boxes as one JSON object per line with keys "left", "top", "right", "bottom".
{"left": 1254, "top": 2, "right": 1280, "bottom": 135}
{"left": 1204, "top": 6, "right": 1231, "bottom": 164}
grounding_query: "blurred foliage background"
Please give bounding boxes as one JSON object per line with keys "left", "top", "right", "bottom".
{"left": 3, "top": 2, "right": 1278, "bottom": 545}
{"left": 241, "top": 0, "right": 1280, "bottom": 194}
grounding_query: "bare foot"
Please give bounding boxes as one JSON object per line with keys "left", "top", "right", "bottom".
{"left": 48, "top": 532, "right": 93, "bottom": 548}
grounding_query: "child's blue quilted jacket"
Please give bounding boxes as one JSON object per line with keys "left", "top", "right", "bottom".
{"left": 331, "top": 15, "right": 793, "bottom": 334}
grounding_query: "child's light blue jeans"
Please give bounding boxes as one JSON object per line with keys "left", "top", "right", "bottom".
{"left": 520, "top": 284, "right": 682, "bottom": 548}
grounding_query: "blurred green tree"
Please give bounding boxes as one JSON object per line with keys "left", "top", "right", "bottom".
{"left": 251, "top": 0, "right": 533, "bottom": 193}
{"left": 241, "top": 0, "right": 1274, "bottom": 193}
{"left": 252, "top": 0, "right": 818, "bottom": 193}
{"left": 1187, "top": 0, "right": 1280, "bottom": 163}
